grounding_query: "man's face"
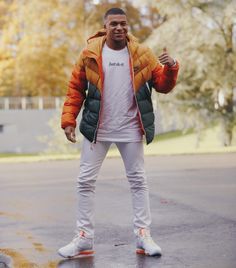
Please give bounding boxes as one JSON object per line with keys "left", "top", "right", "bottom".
{"left": 104, "top": 14, "right": 128, "bottom": 43}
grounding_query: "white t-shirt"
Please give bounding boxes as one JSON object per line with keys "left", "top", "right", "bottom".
{"left": 96, "top": 43, "right": 143, "bottom": 142}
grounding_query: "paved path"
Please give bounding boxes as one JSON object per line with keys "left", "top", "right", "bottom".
{"left": 0, "top": 153, "right": 236, "bottom": 267}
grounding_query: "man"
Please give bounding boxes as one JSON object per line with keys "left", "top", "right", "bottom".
{"left": 58, "top": 7, "right": 179, "bottom": 258}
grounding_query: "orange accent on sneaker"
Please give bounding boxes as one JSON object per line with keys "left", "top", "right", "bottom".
{"left": 79, "top": 250, "right": 95, "bottom": 256}
{"left": 136, "top": 248, "right": 145, "bottom": 255}
{"left": 68, "top": 250, "right": 95, "bottom": 259}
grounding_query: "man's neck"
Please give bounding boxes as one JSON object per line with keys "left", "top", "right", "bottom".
{"left": 105, "top": 40, "right": 126, "bottom": 50}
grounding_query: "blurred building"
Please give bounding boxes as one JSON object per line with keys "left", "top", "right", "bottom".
{"left": 0, "top": 97, "right": 64, "bottom": 153}
{"left": 0, "top": 96, "right": 171, "bottom": 153}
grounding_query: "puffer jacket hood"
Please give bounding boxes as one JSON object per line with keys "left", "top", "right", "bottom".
{"left": 87, "top": 29, "right": 106, "bottom": 43}
{"left": 85, "top": 29, "right": 139, "bottom": 58}
{"left": 87, "top": 28, "right": 138, "bottom": 43}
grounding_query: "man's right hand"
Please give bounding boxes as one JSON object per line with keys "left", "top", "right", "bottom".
{"left": 64, "top": 126, "right": 76, "bottom": 143}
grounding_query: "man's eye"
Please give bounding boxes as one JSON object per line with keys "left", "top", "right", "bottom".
{"left": 110, "top": 22, "right": 127, "bottom": 27}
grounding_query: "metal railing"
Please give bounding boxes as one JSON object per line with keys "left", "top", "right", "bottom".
{"left": 0, "top": 97, "right": 65, "bottom": 110}
{"left": 0, "top": 96, "right": 159, "bottom": 111}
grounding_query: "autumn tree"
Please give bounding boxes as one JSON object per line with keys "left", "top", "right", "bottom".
{"left": 147, "top": 0, "right": 236, "bottom": 146}
{"left": 0, "top": 0, "right": 89, "bottom": 96}
{"left": 0, "top": 0, "right": 163, "bottom": 97}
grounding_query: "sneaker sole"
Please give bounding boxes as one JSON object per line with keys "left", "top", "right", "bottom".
{"left": 136, "top": 248, "right": 162, "bottom": 256}
{"left": 136, "top": 248, "right": 146, "bottom": 255}
{"left": 58, "top": 250, "right": 95, "bottom": 258}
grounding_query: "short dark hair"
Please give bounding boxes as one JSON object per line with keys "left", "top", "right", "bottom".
{"left": 104, "top": 7, "right": 126, "bottom": 21}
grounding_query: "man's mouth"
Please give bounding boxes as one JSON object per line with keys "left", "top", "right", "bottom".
{"left": 114, "top": 33, "right": 124, "bottom": 36}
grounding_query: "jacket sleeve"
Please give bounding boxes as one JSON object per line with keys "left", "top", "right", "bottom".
{"left": 61, "top": 51, "right": 87, "bottom": 129}
{"left": 149, "top": 49, "right": 179, "bottom": 94}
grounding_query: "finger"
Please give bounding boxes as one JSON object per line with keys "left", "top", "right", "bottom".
{"left": 159, "top": 53, "right": 169, "bottom": 58}
{"left": 159, "top": 51, "right": 168, "bottom": 56}
{"left": 158, "top": 54, "right": 169, "bottom": 59}
{"left": 163, "top": 47, "right": 167, "bottom": 53}
{"left": 158, "top": 55, "right": 169, "bottom": 60}
{"left": 65, "top": 132, "right": 72, "bottom": 142}
{"left": 70, "top": 137, "right": 76, "bottom": 143}
{"left": 159, "top": 57, "right": 169, "bottom": 62}
{"left": 159, "top": 57, "right": 169, "bottom": 63}
{"left": 68, "top": 134, "right": 76, "bottom": 143}
{"left": 159, "top": 59, "right": 170, "bottom": 65}
{"left": 71, "top": 130, "right": 76, "bottom": 143}
{"left": 159, "top": 51, "right": 169, "bottom": 57}
{"left": 65, "top": 129, "right": 75, "bottom": 143}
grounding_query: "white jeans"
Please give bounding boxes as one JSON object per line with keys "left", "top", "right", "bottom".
{"left": 76, "top": 138, "right": 151, "bottom": 238}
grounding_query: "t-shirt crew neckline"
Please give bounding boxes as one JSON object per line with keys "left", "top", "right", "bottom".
{"left": 104, "top": 42, "right": 127, "bottom": 53}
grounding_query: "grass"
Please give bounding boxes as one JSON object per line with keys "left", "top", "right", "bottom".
{"left": 152, "top": 128, "right": 195, "bottom": 142}
{"left": 0, "top": 153, "right": 80, "bottom": 163}
{"left": 0, "top": 153, "right": 37, "bottom": 158}
{"left": 144, "top": 126, "right": 236, "bottom": 156}
{"left": 107, "top": 125, "right": 236, "bottom": 157}
{"left": 0, "top": 125, "right": 235, "bottom": 163}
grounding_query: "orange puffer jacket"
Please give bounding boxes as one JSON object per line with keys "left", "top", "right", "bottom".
{"left": 61, "top": 29, "right": 179, "bottom": 144}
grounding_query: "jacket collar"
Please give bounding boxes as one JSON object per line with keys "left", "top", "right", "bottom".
{"left": 83, "top": 29, "right": 139, "bottom": 59}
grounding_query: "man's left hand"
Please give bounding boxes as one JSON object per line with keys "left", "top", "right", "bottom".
{"left": 158, "top": 47, "right": 175, "bottom": 67}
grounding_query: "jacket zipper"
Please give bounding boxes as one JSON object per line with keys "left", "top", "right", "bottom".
{"left": 128, "top": 54, "right": 146, "bottom": 137}
{"left": 146, "top": 81, "right": 151, "bottom": 94}
{"left": 92, "top": 55, "right": 104, "bottom": 143}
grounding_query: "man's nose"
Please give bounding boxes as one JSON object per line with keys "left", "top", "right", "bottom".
{"left": 116, "top": 23, "right": 122, "bottom": 30}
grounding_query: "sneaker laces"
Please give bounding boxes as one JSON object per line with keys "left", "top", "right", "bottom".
{"left": 139, "top": 228, "right": 157, "bottom": 246}
{"left": 72, "top": 230, "right": 85, "bottom": 243}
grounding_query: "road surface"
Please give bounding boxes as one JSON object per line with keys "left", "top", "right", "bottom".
{"left": 0, "top": 153, "right": 236, "bottom": 267}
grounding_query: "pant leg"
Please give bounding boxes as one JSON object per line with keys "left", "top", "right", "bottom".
{"left": 76, "top": 138, "right": 111, "bottom": 238}
{"left": 115, "top": 141, "right": 151, "bottom": 236}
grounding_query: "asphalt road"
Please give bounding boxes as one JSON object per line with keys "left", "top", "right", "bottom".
{"left": 0, "top": 153, "right": 236, "bottom": 268}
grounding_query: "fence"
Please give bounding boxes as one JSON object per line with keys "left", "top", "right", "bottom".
{"left": 0, "top": 96, "right": 159, "bottom": 111}
{"left": 0, "top": 97, "right": 65, "bottom": 110}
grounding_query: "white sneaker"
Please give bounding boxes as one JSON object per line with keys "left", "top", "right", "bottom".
{"left": 136, "top": 228, "right": 162, "bottom": 256}
{"left": 58, "top": 231, "right": 94, "bottom": 258}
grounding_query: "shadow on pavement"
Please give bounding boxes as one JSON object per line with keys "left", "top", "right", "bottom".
{"left": 57, "top": 256, "right": 95, "bottom": 268}
{"left": 136, "top": 254, "right": 162, "bottom": 267}
{"left": 56, "top": 254, "right": 161, "bottom": 268}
